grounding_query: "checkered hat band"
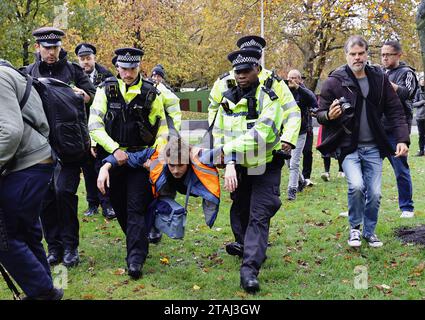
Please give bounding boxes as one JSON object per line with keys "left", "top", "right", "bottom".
{"left": 78, "top": 46, "right": 94, "bottom": 55}
{"left": 233, "top": 55, "right": 259, "bottom": 65}
{"left": 37, "top": 33, "right": 61, "bottom": 40}
{"left": 118, "top": 53, "right": 141, "bottom": 62}
{"left": 240, "top": 39, "right": 262, "bottom": 49}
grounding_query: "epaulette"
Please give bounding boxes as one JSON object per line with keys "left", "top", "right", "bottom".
{"left": 272, "top": 72, "right": 282, "bottom": 82}
{"left": 219, "top": 71, "right": 230, "bottom": 80}
{"left": 142, "top": 77, "right": 161, "bottom": 95}
{"left": 262, "top": 87, "right": 278, "bottom": 101}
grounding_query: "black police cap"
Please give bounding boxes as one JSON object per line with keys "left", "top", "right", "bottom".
{"left": 114, "top": 47, "right": 144, "bottom": 68}
{"left": 75, "top": 43, "right": 96, "bottom": 56}
{"left": 227, "top": 49, "right": 262, "bottom": 71}
{"left": 236, "top": 35, "right": 266, "bottom": 52}
{"left": 32, "top": 27, "right": 65, "bottom": 47}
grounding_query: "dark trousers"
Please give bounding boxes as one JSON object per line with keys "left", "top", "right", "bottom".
{"left": 41, "top": 162, "right": 80, "bottom": 253}
{"left": 109, "top": 166, "right": 153, "bottom": 266}
{"left": 387, "top": 133, "right": 414, "bottom": 212}
{"left": 0, "top": 164, "right": 54, "bottom": 297}
{"left": 323, "top": 156, "right": 343, "bottom": 172}
{"left": 302, "top": 129, "right": 314, "bottom": 179}
{"left": 229, "top": 157, "right": 284, "bottom": 278}
{"left": 82, "top": 156, "right": 112, "bottom": 210}
{"left": 417, "top": 119, "right": 425, "bottom": 152}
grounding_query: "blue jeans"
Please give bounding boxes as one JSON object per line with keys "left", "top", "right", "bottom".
{"left": 342, "top": 146, "right": 382, "bottom": 238}
{"left": 386, "top": 133, "right": 414, "bottom": 212}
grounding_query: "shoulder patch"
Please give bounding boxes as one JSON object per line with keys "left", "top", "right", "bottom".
{"left": 219, "top": 71, "right": 230, "bottom": 80}
{"left": 262, "top": 87, "right": 278, "bottom": 101}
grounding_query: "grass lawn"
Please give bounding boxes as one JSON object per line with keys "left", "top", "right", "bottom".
{"left": 1, "top": 134, "right": 424, "bottom": 300}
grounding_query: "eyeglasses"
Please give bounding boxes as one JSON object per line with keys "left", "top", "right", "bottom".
{"left": 381, "top": 53, "right": 398, "bottom": 58}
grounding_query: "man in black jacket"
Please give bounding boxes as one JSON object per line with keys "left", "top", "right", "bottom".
{"left": 381, "top": 40, "right": 417, "bottom": 219}
{"left": 286, "top": 69, "right": 318, "bottom": 200}
{"left": 317, "top": 35, "right": 409, "bottom": 248}
{"left": 75, "top": 43, "right": 116, "bottom": 220}
{"left": 25, "top": 27, "right": 96, "bottom": 268}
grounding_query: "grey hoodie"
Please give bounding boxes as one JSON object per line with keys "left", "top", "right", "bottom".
{"left": 0, "top": 65, "right": 51, "bottom": 174}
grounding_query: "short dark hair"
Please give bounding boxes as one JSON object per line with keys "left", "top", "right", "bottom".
{"left": 383, "top": 40, "right": 402, "bottom": 53}
{"left": 344, "top": 35, "right": 369, "bottom": 54}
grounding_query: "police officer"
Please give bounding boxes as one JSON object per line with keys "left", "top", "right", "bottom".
{"left": 89, "top": 47, "right": 169, "bottom": 279}
{"left": 75, "top": 43, "right": 116, "bottom": 220}
{"left": 213, "top": 49, "right": 301, "bottom": 294}
{"left": 25, "top": 27, "right": 96, "bottom": 268}
{"left": 209, "top": 36, "right": 300, "bottom": 259}
{"left": 208, "top": 35, "right": 300, "bottom": 130}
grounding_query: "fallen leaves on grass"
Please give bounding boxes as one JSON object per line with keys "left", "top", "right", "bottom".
{"left": 113, "top": 268, "right": 126, "bottom": 276}
{"left": 411, "top": 262, "right": 425, "bottom": 277}
{"left": 193, "top": 285, "right": 201, "bottom": 290}
{"left": 82, "top": 294, "right": 95, "bottom": 300}
{"left": 160, "top": 257, "right": 170, "bottom": 265}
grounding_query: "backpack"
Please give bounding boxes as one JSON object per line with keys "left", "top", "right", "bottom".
{"left": 147, "top": 196, "right": 186, "bottom": 239}
{"left": 0, "top": 61, "right": 90, "bottom": 164}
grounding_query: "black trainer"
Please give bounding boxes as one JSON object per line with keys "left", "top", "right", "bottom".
{"left": 240, "top": 275, "right": 260, "bottom": 294}
{"left": 287, "top": 187, "right": 297, "bottom": 201}
{"left": 128, "top": 263, "right": 142, "bottom": 280}
{"left": 102, "top": 207, "right": 116, "bottom": 220}
{"left": 46, "top": 250, "right": 63, "bottom": 266}
{"left": 63, "top": 249, "right": 79, "bottom": 268}
{"left": 225, "top": 242, "right": 243, "bottom": 257}
{"left": 83, "top": 206, "right": 98, "bottom": 217}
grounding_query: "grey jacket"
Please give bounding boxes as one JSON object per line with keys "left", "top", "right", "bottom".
{"left": 0, "top": 65, "right": 51, "bottom": 174}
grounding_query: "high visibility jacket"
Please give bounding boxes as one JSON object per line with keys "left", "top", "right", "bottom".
{"left": 213, "top": 83, "right": 301, "bottom": 167}
{"left": 208, "top": 68, "right": 301, "bottom": 146}
{"left": 156, "top": 82, "right": 182, "bottom": 131}
{"left": 103, "top": 148, "right": 220, "bottom": 227}
{"left": 88, "top": 77, "right": 168, "bottom": 154}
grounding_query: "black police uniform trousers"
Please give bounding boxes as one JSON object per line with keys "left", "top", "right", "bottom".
{"left": 108, "top": 165, "right": 153, "bottom": 267}
{"left": 81, "top": 154, "right": 113, "bottom": 210}
{"left": 0, "top": 164, "right": 54, "bottom": 297}
{"left": 229, "top": 155, "right": 284, "bottom": 278}
{"left": 40, "top": 161, "right": 81, "bottom": 254}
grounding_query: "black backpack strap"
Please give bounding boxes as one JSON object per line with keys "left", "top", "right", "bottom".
{"left": 0, "top": 263, "right": 21, "bottom": 300}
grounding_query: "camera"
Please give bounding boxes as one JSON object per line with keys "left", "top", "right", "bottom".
{"left": 338, "top": 97, "right": 352, "bottom": 112}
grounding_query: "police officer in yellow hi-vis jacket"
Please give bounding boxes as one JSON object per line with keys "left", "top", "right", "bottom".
{"left": 208, "top": 35, "right": 301, "bottom": 143}
{"left": 213, "top": 48, "right": 301, "bottom": 294}
{"left": 88, "top": 47, "right": 168, "bottom": 279}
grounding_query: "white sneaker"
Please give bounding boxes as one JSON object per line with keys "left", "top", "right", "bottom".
{"left": 321, "top": 172, "right": 330, "bottom": 182}
{"left": 337, "top": 172, "right": 345, "bottom": 178}
{"left": 305, "top": 179, "right": 314, "bottom": 186}
{"left": 348, "top": 229, "right": 361, "bottom": 247}
{"left": 400, "top": 211, "right": 414, "bottom": 218}
{"left": 363, "top": 234, "right": 383, "bottom": 248}
{"left": 339, "top": 211, "right": 348, "bottom": 217}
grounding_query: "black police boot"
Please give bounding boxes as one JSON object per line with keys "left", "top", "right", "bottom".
{"left": 22, "top": 287, "right": 64, "bottom": 301}
{"left": 102, "top": 206, "right": 116, "bottom": 220}
{"left": 415, "top": 150, "right": 424, "bottom": 157}
{"left": 63, "top": 249, "right": 80, "bottom": 268}
{"left": 83, "top": 205, "right": 98, "bottom": 217}
{"left": 240, "top": 275, "right": 260, "bottom": 294}
{"left": 225, "top": 242, "right": 244, "bottom": 257}
{"left": 148, "top": 230, "right": 162, "bottom": 244}
{"left": 47, "top": 250, "right": 63, "bottom": 266}
{"left": 128, "top": 263, "right": 142, "bottom": 280}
